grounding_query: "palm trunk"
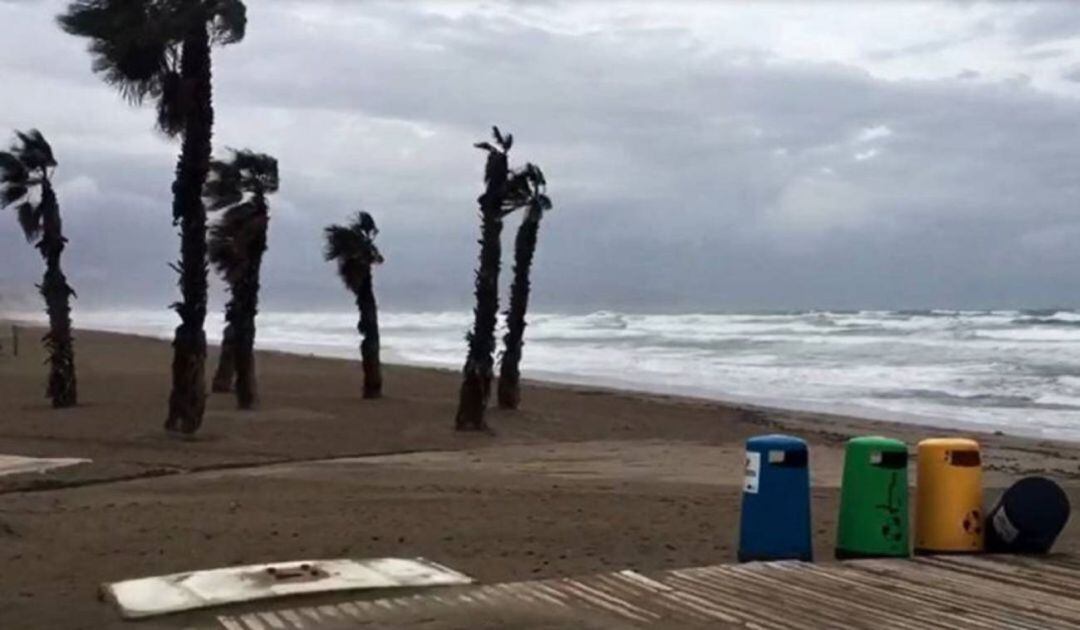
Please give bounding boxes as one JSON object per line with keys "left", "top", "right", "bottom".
{"left": 498, "top": 207, "right": 541, "bottom": 410}
{"left": 232, "top": 204, "right": 267, "bottom": 410}
{"left": 455, "top": 153, "right": 508, "bottom": 431}
{"left": 37, "top": 181, "right": 77, "bottom": 408}
{"left": 211, "top": 317, "right": 236, "bottom": 393}
{"left": 357, "top": 267, "right": 382, "bottom": 399}
{"left": 165, "top": 21, "right": 213, "bottom": 435}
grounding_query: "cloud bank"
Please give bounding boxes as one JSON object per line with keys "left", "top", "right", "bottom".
{"left": 2, "top": 0, "right": 1079, "bottom": 313}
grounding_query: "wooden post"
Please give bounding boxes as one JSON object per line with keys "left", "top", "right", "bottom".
{"left": 11, "top": 324, "right": 18, "bottom": 357}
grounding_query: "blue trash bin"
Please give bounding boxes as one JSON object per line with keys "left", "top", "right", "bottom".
{"left": 738, "top": 434, "right": 813, "bottom": 562}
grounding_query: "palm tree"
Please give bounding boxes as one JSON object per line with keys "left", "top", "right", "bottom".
{"left": 0, "top": 130, "right": 78, "bottom": 408}
{"left": 206, "top": 149, "right": 278, "bottom": 409}
{"left": 325, "top": 212, "right": 384, "bottom": 399}
{"left": 498, "top": 163, "right": 551, "bottom": 410}
{"left": 60, "top": 0, "right": 247, "bottom": 434}
{"left": 454, "top": 127, "right": 529, "bottom": 431}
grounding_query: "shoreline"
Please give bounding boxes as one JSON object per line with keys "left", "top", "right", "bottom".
{"left": 3, "top": 317, "right": 1066, "bottom": 444}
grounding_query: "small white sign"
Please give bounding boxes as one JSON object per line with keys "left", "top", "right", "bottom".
{"left": 744, "top": 451, "right": 761, "bottom": 494}
{"left": 993, "top": 508, "right": 1019, "bottom": 543}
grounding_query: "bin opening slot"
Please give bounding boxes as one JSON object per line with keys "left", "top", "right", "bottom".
{"left": 768, "top": 449, "right": 807, "bottom": 468}
{"left": 870, "top": 451, "right": 908, "bottom": 469}
{"left": 949, "top": 450, "right": 981, "bottom": 467}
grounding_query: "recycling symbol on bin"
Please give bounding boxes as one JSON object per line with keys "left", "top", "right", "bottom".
{"left": 875, "top": 472, "right": 905, "bottom": 544}
{"left": 962, "top": 509, "right": 983, "bottom": 535}
{"left": 881, "top": 514, "right": 904, "bottom": 542}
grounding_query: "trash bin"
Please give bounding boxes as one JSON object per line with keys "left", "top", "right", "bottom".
{"left": 836, "top": 436, "right": 910, "bottom": 559}
{"left": 985, "top": 476, "right": 1071, "bottom": 554}
{"left": 738, "top": 434, "right": 812, "bottom": 562}
{"left": 915, "top": 438, "right": 984, "bottom": 554}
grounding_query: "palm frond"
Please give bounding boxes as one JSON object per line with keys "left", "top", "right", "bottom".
{"left": 501, "top": 162, "right": 551, "bottom": 217}
{"left": 232, "top": 149, "right": 279, "bottom": 193}
{"left": 210, "top": 0, "right": 247, "bottom": 45}
{"left": 205, "top": 157, "right": 242, "bottom": 210}
{"left": 15, "top": 201, "right": 43, "bottom": 242}
{"left": 208, "top": 201, "right": 259, "bottom": 281}
{"left": 204, "top": 149, "right": 278, "bottom": 210}
{"left": 59, "top": 0, "right": 177, "bottom": 105}
{"left": 155, "top": 70, "right": 185, "bottom": 135}
{"left": 0, "top": 152, "right": 28, "bottom": 187}
{"left": 325, "top": 212, "right": 382, "bottom": 290}
{"left": 323, "top": 224, "right": 361, "bottom": 263}
{"left": 14, "top": 129, "right": 57, "bottom": 170}
{"left": 0, "top": 184, "right": 28, "bottom": 209}
{"left": 356, "top": 211, "right": 378, "bottom": 238}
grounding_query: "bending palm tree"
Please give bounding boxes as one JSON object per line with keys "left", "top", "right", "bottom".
{"left": 325, "top": 212, "right": 384, "bottom": 399}
{"left": 0, "top": 130, "right": 77, "bottom": 408}
{"left": 206, "top": 150, "right": 278, "bottom": 409}
{"left": 455, "top": 127, "right": 528, "bottom": 431}
{"left": 498, "top": 163, "right": 552, "bottom": 410}
{"left": 60, "top": 0, "right": 247, "bottom": 434}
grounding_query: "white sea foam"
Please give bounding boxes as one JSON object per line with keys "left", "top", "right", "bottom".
{"left": 7, "top": 308, "right": 1080, "bottom": 439}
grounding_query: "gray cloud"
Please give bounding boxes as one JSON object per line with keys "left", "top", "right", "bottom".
{"left": 1010, "top": 3, "right": 1080, "bottom": 45}
{"left": 2, "top": 0, "right": 1080, "bottom": 315}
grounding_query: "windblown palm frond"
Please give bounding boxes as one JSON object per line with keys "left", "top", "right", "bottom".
{"left": 208, "top": 201, "right": 260, "bottom": 283}
{"left": 205, "top": 149, "right": 277, "bottom": 282}
{"left": 502, "top": 163, "right": 550, "bottom": 217}
{"left": 58, "top": 0, "right": 178, "bottom": 104}
{"left": 13, "top": 130, "right": 57, "bottom": 171}
{"left": 59, "top": 0, "right": 246, "bottom": 135}
{"left": 0, "top": 130, "right": 56, "bottom": 243}
{"left": 324, "top": 212, "right": 383, "bottom": 292}
{"left": 209, "top": 0, "right": 247, "bottom": 44}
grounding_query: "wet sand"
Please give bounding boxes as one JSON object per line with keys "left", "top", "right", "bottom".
{"left": 1, "top": 326, "right": 1079, "bottom": 629}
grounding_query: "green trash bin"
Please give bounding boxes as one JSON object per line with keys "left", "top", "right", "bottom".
{"left": 836, "top": 436, "right": 910, "bottom": 559}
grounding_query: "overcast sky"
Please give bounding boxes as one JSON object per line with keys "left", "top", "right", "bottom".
{"left": 2, "top": 0, "right": 1080, "bottom": 313}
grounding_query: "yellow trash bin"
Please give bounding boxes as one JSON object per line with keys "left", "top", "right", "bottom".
{"left": 915, "top": 438, "right": 984, "bottom": 554}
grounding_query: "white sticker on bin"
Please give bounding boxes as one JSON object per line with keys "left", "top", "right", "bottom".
{"left": 993, "top": 508, "right": 1020, "bottom": 543}
{"left": 744, "top": 451, "right": 761, "bottom": 494}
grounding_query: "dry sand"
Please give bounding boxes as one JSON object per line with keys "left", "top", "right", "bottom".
{"left": 1, "top": 326, "right": 1080, "bottom": 629}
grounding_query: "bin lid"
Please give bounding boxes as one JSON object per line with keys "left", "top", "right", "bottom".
{"left": 747, "top": 434, "right": 807, "bottom": 452}
{"left": 847, "top": 436, "right": 906, "bottom": 451}
{"left": 917, "top": 437, "right": 979, "bottom": 452}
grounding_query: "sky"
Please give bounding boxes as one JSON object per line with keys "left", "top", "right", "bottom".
{"left": 1, "top": 0, "right": 1080, "bottom": 314}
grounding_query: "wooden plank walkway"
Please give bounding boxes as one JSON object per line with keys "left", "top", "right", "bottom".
{"left": 211, "top": 555, "right": 1080, "bottom": 629}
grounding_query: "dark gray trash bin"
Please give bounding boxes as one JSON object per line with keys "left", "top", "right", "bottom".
{"left": 985, "top": 476, "right": 1070, "bottom": 554}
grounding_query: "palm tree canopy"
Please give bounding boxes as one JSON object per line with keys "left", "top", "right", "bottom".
{"left": 205, "top": 149, "right": 278, "bottom": 210}
{"left": 324, "top": 212, "right": 384, "bottom": 293}
{"left": 505, "top": 163, "right": 551, "bottom": 218}
{"left": 206, "top": 149, "right": 277, "bottom": 283}
{"left": 58, "top": 0, "right": 247, "bottom": 133}
{"left": 0, "top": 129, "right": 56, "bottom": 243}
{"left": 473, "top": 125, "right": 514, "bottom": 187}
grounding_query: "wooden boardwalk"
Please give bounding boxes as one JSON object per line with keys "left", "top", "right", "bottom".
{"left": 212, "top": 555, "right": 1080, "bottom": 629}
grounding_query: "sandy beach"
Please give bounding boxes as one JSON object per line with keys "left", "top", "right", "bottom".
{"left": 2, "top": 326, "right": 1080, "bottom": 629}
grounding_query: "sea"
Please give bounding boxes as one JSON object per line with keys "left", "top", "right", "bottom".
{"left": 8, "top": 308, "right": 1080, "bottom": 440}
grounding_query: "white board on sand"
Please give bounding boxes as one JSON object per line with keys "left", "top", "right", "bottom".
{"left": 0, "top": 455, "right": 89, "bottom": 477}
{"left": 102, "top": 557, "right": 473, "bottom": 619}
